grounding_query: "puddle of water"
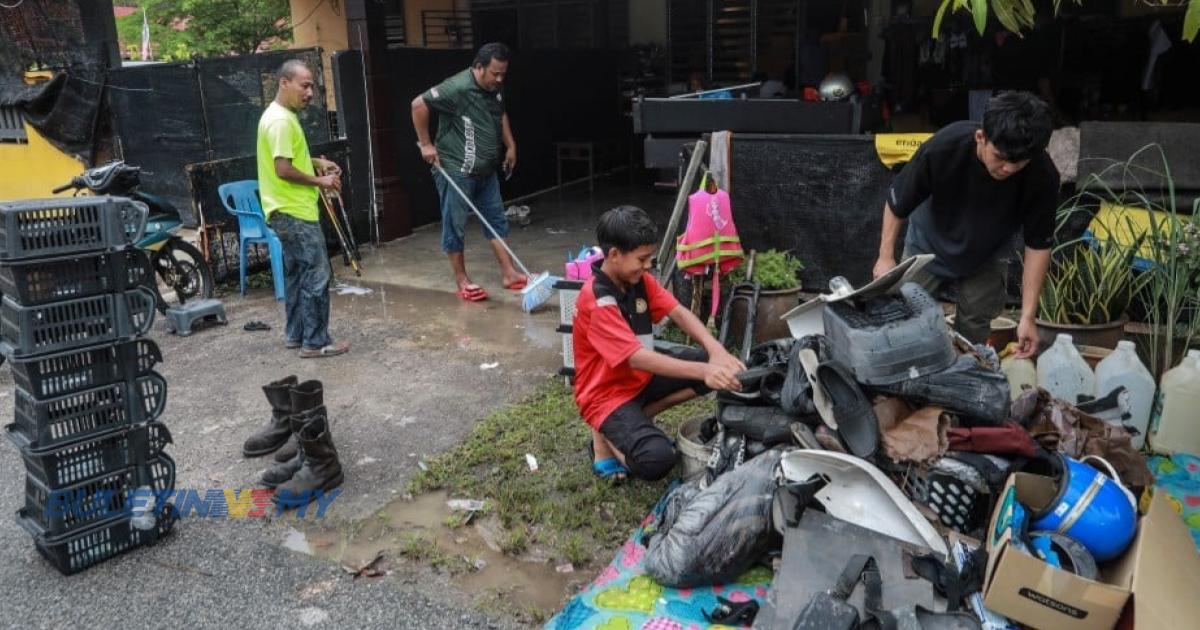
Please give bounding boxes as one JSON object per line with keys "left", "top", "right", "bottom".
{"left": 304, "top": 490, "right": 576, "bottom": 614}
{"left": 329, "top": 283, "right": 561, "bottom": 355}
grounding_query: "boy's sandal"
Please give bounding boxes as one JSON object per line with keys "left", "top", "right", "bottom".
{"left": 587, "top": 441, "right": 627, "bottom": 482}
{"left": 592, "top": 457, "right": 629, "bottom": 482}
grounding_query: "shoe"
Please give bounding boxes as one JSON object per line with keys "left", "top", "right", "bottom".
{"left": 262, "top": 410, "right": 315, "bottom": 487}
{"left": 274, "top": 409, "right": 344, "bottom": 509}
{"left": 242, "top": 375, "right": 297, "bottom": 457}
{"left": 274, "top": 380, "right": 324, "bottom": 462}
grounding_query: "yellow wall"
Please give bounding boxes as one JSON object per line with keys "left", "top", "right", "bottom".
{"left": 0, "top": 73, "right": 84, "bottom": 202}
{"left": 0, "top": 122, "right": 84, "bottom": 201}
{"left": 288, "top": 0, "right": 349, "bottom": 110}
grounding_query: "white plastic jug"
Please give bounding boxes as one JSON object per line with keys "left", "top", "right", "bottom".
{"left": 1037, "top": 334, "right": 1096, "bottom": 405}
{"left": 1149, "top": 349, "right": 1200, "bottom": 455}
{"left": 1095, "top": 340, "right": 1156, "bottom": 449}
{"left": 1001, "top": 355, "right": 1037, "bottom": 401}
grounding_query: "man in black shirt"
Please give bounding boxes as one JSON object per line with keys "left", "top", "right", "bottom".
{"left": 873, "top": 92, "right": 1058, "bottom": 359}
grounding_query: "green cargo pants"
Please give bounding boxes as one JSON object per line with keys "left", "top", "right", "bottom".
{"left": 901, "top": 244, "right": 1009, "bottom": 345}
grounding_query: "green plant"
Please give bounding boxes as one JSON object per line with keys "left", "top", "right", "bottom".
{"left": 932, "top": 1, "right": 1198, "bottom": 44}
{"left": 1058, "top": 144, "right": 1200, "bottom": 377}
{"left": 728, "top": 249, "right": 804, "bottom": 291}
{"left": 1038, "top": 239, "right": 1150, "bottom": 325}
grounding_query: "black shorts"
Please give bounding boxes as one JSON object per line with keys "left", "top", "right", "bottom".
{"left": 598, "top": 347, "right": 709, "bottom": 480}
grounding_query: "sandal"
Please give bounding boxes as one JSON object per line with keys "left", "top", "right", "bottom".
{"left": 504, "top": 278, "right": 528, "bottom": 291}
{"left": 587, "top": 441, "right": 628, "bottom": 482}
{"left": 299, "top": 340, "right": 350, "bottom": 358}
{"left": 243, "top": 320, "right": 272, "bottom": 332}
{"left": 457, "top": 284, "right": 489, "bottom": 302}
{"left": 593, "top": 458, "right": 629, "bottom": 482}
{"left": 284, "top": 340, "right": 301, "bottom": 349}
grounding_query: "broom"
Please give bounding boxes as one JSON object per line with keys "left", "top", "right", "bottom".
{"left": 431, "top": 160, "right": 557, "bottom": 312}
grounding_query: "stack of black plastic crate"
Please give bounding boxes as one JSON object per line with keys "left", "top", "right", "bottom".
{"left": 0, "top": 196, "right": 177, "bottom": 575}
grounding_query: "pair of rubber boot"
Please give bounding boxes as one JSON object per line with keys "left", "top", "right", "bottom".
{"left": 242, "top": 376, "right": 344, "bottom": 507}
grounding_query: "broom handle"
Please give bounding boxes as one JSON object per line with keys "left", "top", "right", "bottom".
{"left": 431, "top": 160, "right": 533, "bottom": 278}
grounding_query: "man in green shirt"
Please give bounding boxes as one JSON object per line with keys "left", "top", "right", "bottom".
{"left": 411, "top": 42, "right": 523, "bottom": 302}
{"left": 256, "top": 59, "right": 349, "bottom": 358}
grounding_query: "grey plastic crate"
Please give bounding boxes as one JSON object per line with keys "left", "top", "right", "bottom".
{"left": 21, "top": 453, "right": 175, "bottom": 539}
{"left": 0, "top": 248, "right": 154, "bottom": 306}
{"left": 0, "top": 287, "right": 156, "bottom": 359}
{"left": 0, "top": 197, "right": 147, "bottom": 261}
{"left": 17, "top": 503, "right": 176, "bottom": 576}
{"left": 7, "top": 338, "right": 162, "bottom": 400}
{"left": 823, "top": 282, "right": 956, "bottom": 386}
{"left": 9, "top": 371, "right": 168, "bottom": 451}
{"left": 9, "top": 421, "right": 172, "bottom": 490}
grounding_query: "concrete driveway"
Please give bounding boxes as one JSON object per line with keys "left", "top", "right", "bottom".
{"left": 0, "top": 180, "right": 665, "bottom": 629}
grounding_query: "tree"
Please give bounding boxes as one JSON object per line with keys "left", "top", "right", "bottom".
{"left": 141, "top": 0, "right": 292, "bottom": 57}
{"left": 933, "top": 0, "right": 1199, "bottom": 43}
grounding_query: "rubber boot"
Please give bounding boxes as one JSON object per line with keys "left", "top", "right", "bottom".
{"left": 273, "top": 380, "right": 323, "bottom": 463}
{"left": 261, "top": 409, "right": 318, "bottom": 488}
{"left": 242, "top": 375, "right": 297, "bottom": 457}
{"left": 274, "top": 410, "right": 344, "bottom": 508}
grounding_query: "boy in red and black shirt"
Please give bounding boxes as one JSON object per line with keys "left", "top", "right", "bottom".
{"left": 573, "top": 206, "right": 745, "bottom": 482}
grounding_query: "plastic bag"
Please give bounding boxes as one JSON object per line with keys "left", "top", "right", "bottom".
{"left": 644, "top": 450, "right": 781, "bottom": 587}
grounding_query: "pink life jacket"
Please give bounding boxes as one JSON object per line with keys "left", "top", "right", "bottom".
{"left": 676, "top": 175, "right": 744, "bottom": 317}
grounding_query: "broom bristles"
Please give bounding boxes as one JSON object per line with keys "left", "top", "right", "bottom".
{"left": 521, "top": 271, "right": 558, "bottom": 312}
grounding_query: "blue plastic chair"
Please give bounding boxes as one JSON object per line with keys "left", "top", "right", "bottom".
{"left": 218, "top": 180, "right": 286, "bottom": 300}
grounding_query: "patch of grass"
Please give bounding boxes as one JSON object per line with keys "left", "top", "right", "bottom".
{"left": 408, "top": 378, "right": 713, "bottom": 568}
{"left": 500, "top": 526, "right": 530, "bottom": 556}
{"left": 397, "top": 532, "right": 432, "bottom": 561}
{"left": 443, "top": 513, "right": 469, "bottom": 529}
{"left": 561, "top": 533, "right": 590, "bottom": 568}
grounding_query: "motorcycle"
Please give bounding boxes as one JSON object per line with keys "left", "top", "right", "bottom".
{"left": 53, "top": 161, "right": 214, "bottom": 312}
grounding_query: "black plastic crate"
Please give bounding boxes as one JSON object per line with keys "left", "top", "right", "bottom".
{"left": 0, "top": 287, "right": 156, "bottom": 359}
{"left": 8, "top": 338, "right": 161, "bottom": 400}
{"left": 8, "top": 421, "right": 172, "bottom": 489}
{"left": 0, "top": 197, "right": 147, "bottom": 261}
{"left": 17, "top": 503, "right": 177, "bottom": 576}
{"left": 9, "top": 372, "right": 168, "bottom": 451}
{"left": 0, "top": 248, "right": 154, "bottom": 306}
{"left": 23, "top": 453, "right": 175, "bottom": 538}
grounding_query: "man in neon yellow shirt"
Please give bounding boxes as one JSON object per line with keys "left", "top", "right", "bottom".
{"left": 256, "top": 60, "right": 349, "bottom": 358}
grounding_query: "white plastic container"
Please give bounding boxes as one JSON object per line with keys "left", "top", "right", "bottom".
{"left": 1001, "top": 355, "right": 1037, "bottom": 401}
{"left": 1037, "top": 334, "right": 1096, "bottom": 405}
{"left": 1149, "top": 349, "right": 1200, "bottom": 455}
{"left": 1094, "top": 340, "right": 1156, "bottom": 449}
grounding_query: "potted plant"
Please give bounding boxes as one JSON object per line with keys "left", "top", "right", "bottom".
{"left": 726, "top": 249, "right": 805, "bottom": 343}
{"left": 1036, "top": 231, "right": 1151, "bottom": 352}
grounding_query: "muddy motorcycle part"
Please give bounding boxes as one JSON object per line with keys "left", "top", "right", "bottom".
{"left": 151, "top": 237, "right": 214, "bottom": 313}
{"left": 718, "top": 281, "right": 761, "bottom": 364}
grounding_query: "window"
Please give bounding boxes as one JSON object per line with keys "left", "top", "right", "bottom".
{"left": 0, "top": 106, "right": 28, "bottom": 144}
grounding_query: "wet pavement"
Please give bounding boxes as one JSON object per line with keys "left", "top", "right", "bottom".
{"left": 0, "top": 178, "right": 666, "bottom": 628}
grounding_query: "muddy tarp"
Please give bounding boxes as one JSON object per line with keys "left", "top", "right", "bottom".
{"left": 0, "top": 42, "right": 106, "bottom": 161}
{"left": 0, "top": 2, "right": 114, "bottom": 161}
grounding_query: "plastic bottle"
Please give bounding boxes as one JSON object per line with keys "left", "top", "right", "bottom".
{"left": 1037, "top": 334, "right": 1096, "bottom": 405}
{"left": 1094, "top": 340, "right": 1157, "bottom": 449}
{"left": 1001, "top": 355, "right": 1037, "bottom": 401}
{"left": 1149, "top": 350, "right": 1200, "bottom": 455}
{"left": 130, "top": 485, "right": 157, "bottom": 531}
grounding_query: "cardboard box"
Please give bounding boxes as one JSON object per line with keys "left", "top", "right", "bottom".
{"left": 1110, "top": 490, "right": 1200, "bottom": 630}
{"left": 983, "top": 472, "right": 1200, "bottom": 630}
